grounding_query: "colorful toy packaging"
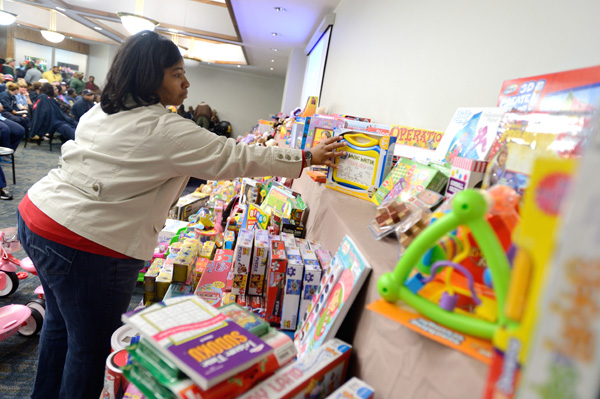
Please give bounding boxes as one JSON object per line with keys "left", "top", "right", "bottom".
{"left": 305, "top": 115, "right": 347, "bottom": 148}
{"left": 295, "top": 236, "right": 372, "bottom": 357}
{"left": 281, "top": 246, "right": 304, "bottom": 330}
{"left": 193, "top": 260, "right": 232, "bottom": 307}
{"left": 265, "top": 240, "right": 288, "bottom": 326}
{"left": 231, "top": 228, "right": 254, "bottom": 295}
{"left": 444, "top": 156, "right": 489, "bottom": 200}
{"left": 248, "top": 229, "right": 270, "bottom": 296}
{"left": 326, "top": 129, "right": 396, "bottom": 202}
{"left": 484, "top": 156, "right": 578, "bottom": 399}
{"left": 372, "top": 157, "right": 448, "bottom": 206}
{"left": 238, "top": 338, "right": 351, "bottom": 399}
{"left": 434, "top": 107, "right": 506, "bottom": 165}
{"left": 391, "top": 124, "right": 445, "bottom": 150}
{"left": 298, "top": 249, "right": 322, "bottom": 326}
{"left": 325, "top": 377, "right": 375, "bottom": 399}
{"left": 513, "top": 144, "right": 600, "bottom": 399}
{"left": 242, "top": 203, "right": 270, "bottom": 230}
{"left": 497, "top": 64, "right": 600, "bottom": 113}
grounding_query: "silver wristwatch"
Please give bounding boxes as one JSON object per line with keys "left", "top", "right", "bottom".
{"left": 305, "top": 150, "right": 313, "bottom": 167}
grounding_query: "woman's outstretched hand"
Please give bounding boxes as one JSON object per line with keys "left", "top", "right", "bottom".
{"left": 309, "top": 136, "right": 347, "bottom": 168}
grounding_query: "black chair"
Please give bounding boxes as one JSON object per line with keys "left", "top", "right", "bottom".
{"left": 0, "top": 146, "right": 15, "bottom": 184}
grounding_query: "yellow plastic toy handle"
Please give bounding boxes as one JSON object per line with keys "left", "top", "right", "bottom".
{"left": 342, "top": 133, "right": 379, "bottom": 148}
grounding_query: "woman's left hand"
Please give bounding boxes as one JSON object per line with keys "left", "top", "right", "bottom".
{"left": 309, "top": 136, "right": 347, "bottom": 168}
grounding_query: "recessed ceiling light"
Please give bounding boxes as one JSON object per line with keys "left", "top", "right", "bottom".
{"left": 274, "top": 7, "right": 286, "bottom": 12}
{"left": 94, "top": 27, "right": 102, "bottom": 30}
{"left": 270, "top": 67, "right": 274, "bottom": 70}
{"left": 56, "top": 6, "right": 66, "bottom": 11}
{"left": 237, "top": 65, "right": 241, "bottom": 68}
{"left": 271, "top": 48, "right": 278, "bottom": 52}
{"left": 271, "top": 59, "right": 275, "bottom": 62}
{"left": 271, "top": 32, "right": 279, "bottom": 36}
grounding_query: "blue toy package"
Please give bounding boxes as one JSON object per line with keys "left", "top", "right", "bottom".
{"left": 326, "top": 129, "right": 397, "bottom": 201}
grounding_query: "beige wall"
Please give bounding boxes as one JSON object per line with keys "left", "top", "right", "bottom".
{"left": 313, "top": 0, "right": 600, "bottom": 131}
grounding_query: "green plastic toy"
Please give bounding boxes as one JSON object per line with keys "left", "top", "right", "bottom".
{"left": 377, "top": 189, "right": 511, "bottom": 339}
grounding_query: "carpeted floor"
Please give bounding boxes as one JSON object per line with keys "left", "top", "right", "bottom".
{"left": 0, "top": 140, "right": 144, "bottom": 398}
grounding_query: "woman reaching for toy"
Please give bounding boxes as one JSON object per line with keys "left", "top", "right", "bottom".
{"left": 16, "top": 30, "right": 345, "bottom": 399}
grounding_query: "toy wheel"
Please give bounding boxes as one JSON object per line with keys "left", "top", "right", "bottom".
{"left": 18, "top": 307, "right": 43, "bottom": 336}
{"left": 26, "top": 298, "right": 45, "bottom": 320}
{"left": 0, "top": 271, "right": 19, "bottom": 297}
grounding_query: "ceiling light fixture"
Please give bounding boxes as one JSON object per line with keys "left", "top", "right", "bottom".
{"left": 117, "top": 0, "right": 158, "bottom": 35}
{"left": 271, "top": 59, "right": 274, "bottom": 62}
{"left": 0, "top": 0, "right": 17, "bottom": 25}
{"left": 271, "top": 48, "right": 278, "bottom": 52}
{"left": 237, "top": 65, "right": 241, "bottom": 68}
{"left": 270, "top": 67, "right": 274, "bottom": 70}
{"left": 274, "top": 7, "right": 286, "bottom": 12}
{"left": 271, "top": 32, "right": 279, "bottom": 36}
{"left": 41, "top": 10, "right": 64, "bottom": 43}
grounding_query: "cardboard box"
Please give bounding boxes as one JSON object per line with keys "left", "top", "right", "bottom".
{"left": 326, "top": 130, "right": 397, "bottom": 202}
{"left": 169, "top": 193, "right": 208, "bottom": 221}
{"left": 372, "top": 157, "right": 449, "bottom": 206}
{"left": 281, "top": 246, "right": 304, "bottom": 330}
{"left": 248, "top": 229, "right": 270, "bottom": 296}
{"left": 214, "top": 249, "right": 234, "bottom": 291}
{"left": 238, "top": 338, "right": 351, "bottom": 399}
{"left": 158, "top": 219, "right": 189, "bottom": 244}
{"left": 325, "top": 377, "right": 375, "bottom": 399}
{"left": 298, "top": 249, "right": 322, "bottom": 324}
{"left": 445, "top": 156, "right": 489, "bottom": 200}
{"left": 231, "top": 228, "right": 254, "bottom": 295}
{"left": 265, "top": 240, "right": 287, "bottom": 325}
{"left": 193, "top": 260, "right": 232, "bottom": 307}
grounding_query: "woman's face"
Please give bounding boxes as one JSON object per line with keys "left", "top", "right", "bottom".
{"left": 156, "top": 59, "right": 189, "bottom": 107}
{"left": 19, "top": 86, "right": 27, "bottom": 94}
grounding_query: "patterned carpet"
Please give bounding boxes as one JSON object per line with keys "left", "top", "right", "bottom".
{"left": 0, "top": 140, "right": 143, "bottom": 398}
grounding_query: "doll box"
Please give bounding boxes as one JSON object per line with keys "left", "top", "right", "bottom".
{"left": 248, "top": 229, "right": 270, "bottom": 296}
{"left": 445, "top": 157, "right": 489, "bottom": 200}
{"left": 265, "top": 240, "right": 288, "bottom": 325}
{"left": 326, "top": 130, "right": 397, "bottom": 202}
{"left": 305, "top": 115, "right": 347, "bottom": 148}
{"left": 231, "top": 228, "right": 254, "bottom": 295}
{"left": 238, "top": 338, "right": 351, "bottom": 399}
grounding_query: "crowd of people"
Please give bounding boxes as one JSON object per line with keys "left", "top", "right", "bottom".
{"left": 0, "top": 57, "right": 99, "bottom": 201}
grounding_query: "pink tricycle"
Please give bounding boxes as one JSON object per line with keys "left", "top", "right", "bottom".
{"left": 0, "top": 228, "right": 44, "bottom": 337}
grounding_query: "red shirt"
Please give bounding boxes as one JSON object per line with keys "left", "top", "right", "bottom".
{"left": 19, "top": 194, "right": 130, "bottom": 258}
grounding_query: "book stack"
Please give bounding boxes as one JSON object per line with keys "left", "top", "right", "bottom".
{"left": 121, "top": 295, "right": 296, "bottom": 399}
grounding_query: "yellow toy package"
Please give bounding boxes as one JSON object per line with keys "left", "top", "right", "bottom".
{"left": 326, "top": 129, "right": 396, "bottom": 201}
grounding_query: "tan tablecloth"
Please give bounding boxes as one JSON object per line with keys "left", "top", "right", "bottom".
{"left": 292, "top": 173, "right": 486, "bottom": 399}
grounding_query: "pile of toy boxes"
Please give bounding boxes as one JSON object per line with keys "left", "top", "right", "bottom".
{"left": 145, "top": 178, "right": 332, "bottom": 332}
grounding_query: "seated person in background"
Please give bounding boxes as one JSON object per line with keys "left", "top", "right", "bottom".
{"left": 24, "top": 61, "right": 42, "bottom": 84}
{"left": 65, "top": 88, "right": 77, "bottom": 106}
{"left": 0, "top": 73, "right": 5, "bottom": 93}
{"left": 86, "top": 75, "right": 100, "bottom": 94}
{"left": 71, "top": 89, "right": 95, "bottom": 122}
{"left": 194, "top": 101, "right": 212, "bottom": 129}
{"left": 0, "top": 81, "right": 31, "bottom": 138}
{"left": 30, "top": 82, "right": 77, "bottom": 143}
{"left": 0, "top": 105, "right": 26, "bottom": 150}
{"left": 15, "top": 80, "right": 32, "bottom": 111}
{"left": 54, "top": 84, "right": 72, "bottom": 116}
{"left": 0, "top": 165, "right": 11, "bottom": 200}
{"left": 42, "top": 65, "right": 62, "bottom": 84}
{"left": 29, "top": 81, "right": 42, "bottom": 103}
{"left": 187, "top": 105, "right": 195, "bottom": 121}
{"left": 69, "top": 72, "right": 85, "bottom": 95}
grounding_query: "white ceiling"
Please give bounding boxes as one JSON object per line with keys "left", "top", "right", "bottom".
{"left": 2, "top": 0, "right": 341, "bottom": 78}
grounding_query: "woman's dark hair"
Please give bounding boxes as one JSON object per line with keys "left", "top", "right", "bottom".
{"left": 40, "top": 83, "right": 55, "bottom": 97}
{"left": 67, "top": 88, "right": 76, "bottom": 96}
{"left": 101, "top": 31, "right": 182, "bottom": 114}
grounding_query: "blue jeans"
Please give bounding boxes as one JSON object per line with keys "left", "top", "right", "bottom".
{"left": 17, "top": 212, "right": 144, "bottom": 399}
